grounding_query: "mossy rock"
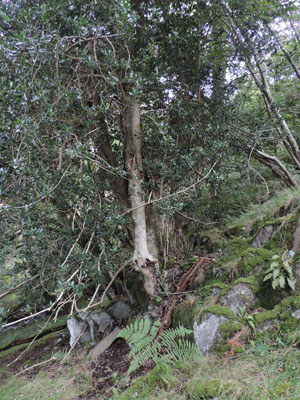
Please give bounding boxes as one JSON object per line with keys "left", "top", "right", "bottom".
{"left": 249, "top": 217, "right": 275, "bottom": 238}
{"left": 184, "top": 378, "right": 229, "bottom": 398}
{"left": 172, "top": 300, "right": 202, "bottom": 329}
{"left": 280, "top": 295, "right": 300, "bottom": 310}
{"left": 265, "top": 212, "right": 299, "bottom": 251}
{"left": 196, "top": 282, "right": 228, "bottom": 298}
{"left": 0, "top": 293, "right": 21, "bottom": 316}
{"left": 0, "top": 315, "right": 68, "bottom": 351}
{"left": 225, "top": 237, "right": 251, "bottom": 261}
{"left": 219, "top": 276, "right": 260, "bottom": 297}
{"left": 196, "top": 305, "right": 235, "bottom": 324}
{"left": 254, "top": 306, "right": 280, "bottom": 325}
{"left": 219, "top": 320, "right": 244, "bottom": 336}
{"left": 237, "top": 248, "right": 274, "bottom": 276}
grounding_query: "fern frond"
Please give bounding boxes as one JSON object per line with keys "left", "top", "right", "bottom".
{"left": 118, "top": 318, "right": 201, "bottom": 376}
{"left": 160, "top": 326, "right": 193, "bottom": 348}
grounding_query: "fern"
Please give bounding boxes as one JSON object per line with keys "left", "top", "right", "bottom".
{"left": 117, "top": 318, "right": 202, "bottom": 375}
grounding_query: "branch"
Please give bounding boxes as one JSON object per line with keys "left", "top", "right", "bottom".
{"left": 120, "top": 158, "right": 221, "bottom": 216}
{"left": 87, "top": 259, "right": 132, "bottom": 310}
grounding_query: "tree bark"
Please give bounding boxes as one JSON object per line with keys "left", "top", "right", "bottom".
{"left": 122, "top": 95, "right": 160, "bottom": 301}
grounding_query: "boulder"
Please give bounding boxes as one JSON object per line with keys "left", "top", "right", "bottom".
{"left": 107, "top": 302, "right": 133, "bottom": 320}
{"left": 219, "top": 283, "right": 256, "bottom": 314}
{"left": 193, "top": 313, "right": 228, "bottom": 353}
{"left": 90, "top": 311, "right": 113, "bottom": 334}
{"left": 251, "top": 225, "right": 273, "bottom": 248}
{"left": 67, "top": 317, "right": 91, "bottom": 347}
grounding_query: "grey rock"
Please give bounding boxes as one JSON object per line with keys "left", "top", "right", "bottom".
{"left": 294, "top": 263, "right": 300, "bottom": 284}
{"left": 107, "top": 301, "right": 133, "bottom": 319}
{"left": 193, "top": 313, "right": 228, "bottom": 353}
{"left": 288, "top": 250, "right": 296, "bottom": 258}
{"left": 256, "top": 319, "right": 276, "bottom": 333}
{"left": 292, "top": 309, "right": 300, "bottom": 320}
{"left": 90, "top": 312, "right": 113, "bottom": 334}
{"left": 77, "top": 311, "right": 113, "bottom": 341}
{"left": 67, "top": 317, "right": 91, "bottom": 347}
{"left": 210, "top": 287, "right": 223, "bottom": 296}
{"left": 251, "top": 225, "right": 273, "bottom": 248}
{"left": 220, "top": 283, "right": 256, "bottom": 314}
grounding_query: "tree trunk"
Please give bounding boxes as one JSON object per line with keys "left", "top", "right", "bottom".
{"left": 122, "top": 95, "right": 160, "bottom": 301}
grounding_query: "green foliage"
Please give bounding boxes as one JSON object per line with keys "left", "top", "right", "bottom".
{"left": 263, "top": 250, "right": 295, "bottom": 290}
{"left": 117, "top": 318, "right": 202, "bottom": 375}
{"left": 237, "top": 307, "right": 256, "bottom": 331}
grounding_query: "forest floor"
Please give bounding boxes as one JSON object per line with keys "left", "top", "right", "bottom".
{"left": 1, "top": 327, "right": 300, "bottom": 399}
{"left": 0, "top": 329, "right": 154, "bottom": 400}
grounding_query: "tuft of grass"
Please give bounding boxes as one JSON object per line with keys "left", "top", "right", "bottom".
{"left": 225, "top": 186, "right": 300, "bottom": 231}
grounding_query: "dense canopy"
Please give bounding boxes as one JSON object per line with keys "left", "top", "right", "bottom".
{"left": 0, "top": 0, "right": 300, "bottom": 323}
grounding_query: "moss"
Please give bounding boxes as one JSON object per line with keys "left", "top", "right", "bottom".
{"left": 219, "top": 276, "right": 260, "bottom": 298}
{"left": 254, "top": 308, "right": 279, "bottom": 325}
{"left": 117, "top": 376, "right": 149, "bottom": 400}
{"left": 196, "top": 282, "right": 227, "bottom": 297}
{"left": 197, "top": 305, "right": 234, "bottom": 324}
{"left": 226, "top": 237, "right": 251, "bottom": 261}
{"left": 220, "top": 320, "right": 244, "bottom": 336}
{"left": 225, "top": 224, "right": 246, "bottom": 238}
{"left": 118, "top": 364, "right": 178, "bottom": 399}
{"left": 232, "top": 345, "right": 245, "bottom": 354}
{"left": 0, "top": 315, "right": 67, "bottom": 351}
{"left": 0, "top": 329, "right": 66, "bottom": 359}
{"left": 184, "top": 378, "right": 229, "bottom": 398}
{"left": 280, "top": 317, "right": 299, "bottom": 333}
{"left": 237, "top": 248, "right": 274, "bottom": 276}
{"left": 249, "top": 216, "right": 272, "bottom": 237}
{"left": 279, "top": 295, "right": 300, "bottom": 309}
{"left": 172, "top": 301, "right": 201, "bottom": 329}
{"left": 265, "top": 212, "right": 299, "bottom": 251}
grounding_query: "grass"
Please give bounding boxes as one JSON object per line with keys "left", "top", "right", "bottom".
{"left": 113, "top": 332, "right": 300, "bottom": 400}
{"left": 225, "top": 186, "right": 300, "bottom": 230}
{"left": 0, "top": 372, "right": 82, "bottom": 400}
{"left": 0, "top": 352, "right": 92, "bottom": 400}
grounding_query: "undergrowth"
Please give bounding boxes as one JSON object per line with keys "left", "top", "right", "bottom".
{"left": 225, "top": 186, "right": 300, "bottom": 229}
{"left": 117, "top": 318, "right": 202, "bottom": 375}
{"left": 116, "top": 328, "right": 300, "bottom": 400}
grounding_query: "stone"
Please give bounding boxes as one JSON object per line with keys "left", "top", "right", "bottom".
{"left": 76, "top": 311, "right": 113, "bottom": 341}
{"left": 256, "top": 319, "right": 276, "bottom": 333}
{"left": 220, "top": 283, "right": 256, "bottom": 314}
{"left": 89, "top": 327, "right": 121, "bottom": 360}
{"left": 293, "top": 263, "right": 300, "bottom": 285}
{"left": 251, "top": 225, "right": 273, "bottom": 248}
{"left": 193, "top": 313, "right": 228, "bottom": 353}
{"left": 67, "top": 317, "right": 91, "bottom": 347}
{"left": 90, "top": 311, "right": 113, "bottom": 333}
{"left": 107, "top": 301, "right": 133, "bottom": 320}
{"left": 291, "top": 309, "right": 300, "bottom": 320}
